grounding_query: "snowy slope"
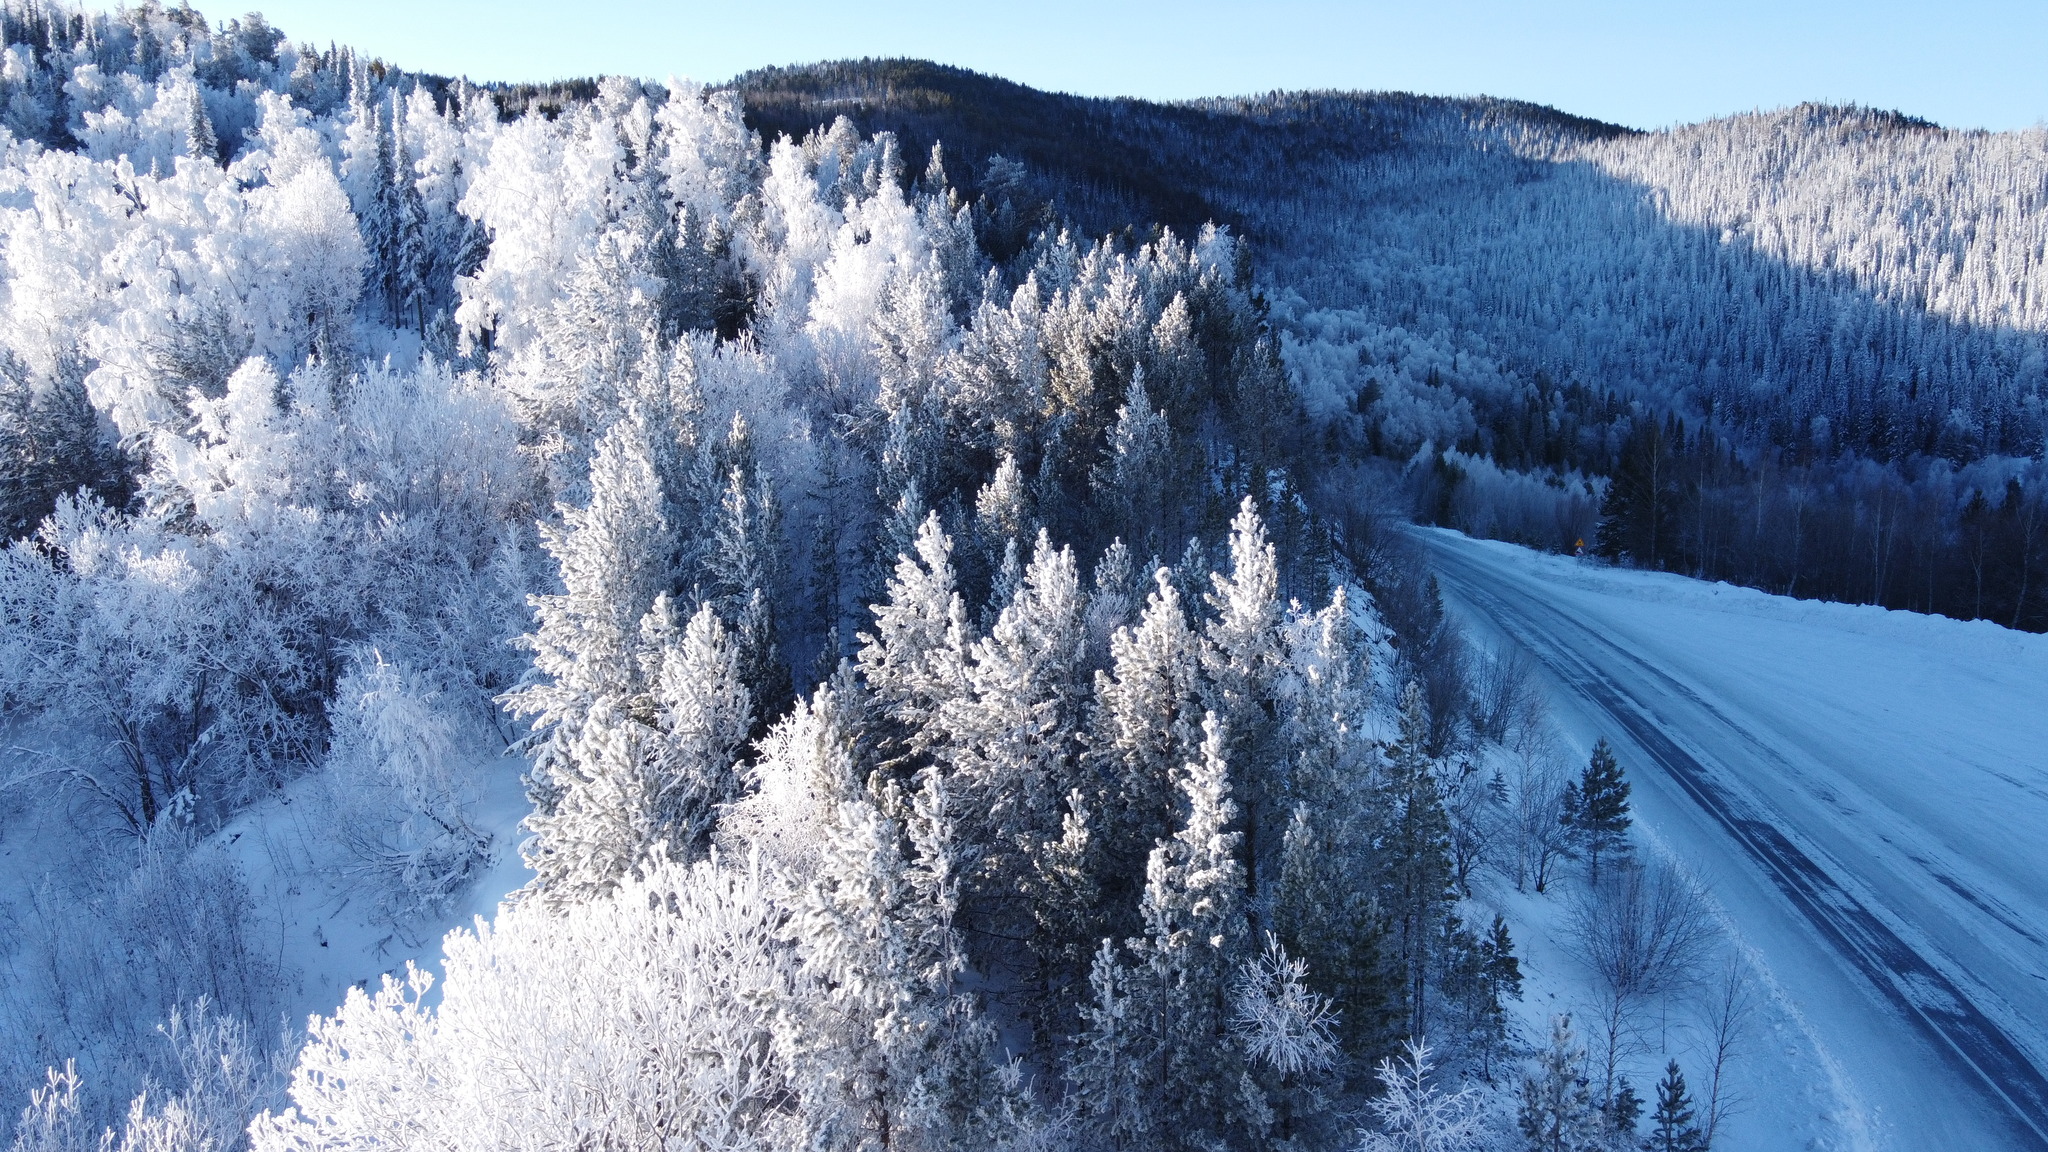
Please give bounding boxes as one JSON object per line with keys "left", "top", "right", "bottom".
{"left": 1417, "top": 526, "right": 2048, "bottom": 1151}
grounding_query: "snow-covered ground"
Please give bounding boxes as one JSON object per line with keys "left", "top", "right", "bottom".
{"left": 1417, "top": 526, "right": 2048, "bottom": 1151}
{"left": 215, "top": 747, "right": 534, "bottom": 1029}
{"left": 0, "top": 736, "right": 533, "bottom": 1100}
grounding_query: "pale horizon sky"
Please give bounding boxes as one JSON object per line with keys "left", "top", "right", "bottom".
{"left": 235, "top": 1, "right": 2047, "bottom": 132}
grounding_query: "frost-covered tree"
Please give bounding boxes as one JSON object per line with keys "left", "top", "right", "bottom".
{"left": 1272, "top": 584, "right": 1399, "bottom": 1064}
{"left": 1379, "top": 682, "right": 1456, "bottom": 1039}
{"left": 1203, "top": 496, "right": 1288, "bottom": 906}
{"left": 1232, "top": 934, "right": 1340, "bottom": 1141}
{"left": 1087, "top": 568, "right": 1205, "bottom": 916}
{"left": 509, "top": 417, "right": 673, "bottom": 784}
{"left": 942, "top": 531, "right": 1090, "bottom": 983}
{"left": 253, "top": 856, "right": 797, "bottom": 1152}
{"left": 1128, "top": 713, "right": 1259, "bottom": 1149}
{"left": 641, "top": 597, "right": 755, "bottom": 850}
{"left": 705, "top": 413, "right": 793, "bottom": 719}
{"left": 1091, "top": 371, "right": 1174, "bottom": 553}
{"left": 1355, "top": 1040, "right": 1489, "bottom": 1152}
{"left": 974, "top": 452, "right": 1034, "bottom": 564}
{"left": 511, "top": 418, "right": 757, "bottom": 902}
{"left": 1518, "top": 1016, "right": 1600, "bottom": 1152}
{"left": 858, "top": 510, "right": 974, "bottom": 772}
{"left": 781, "top": 764, "right": 1031, "bottom": 1149}
{"left": 1067, "top": 938, "right": 1151, "bottom": 1148}
{"left": 324, "top": 651, "right": 493, "bottom": 923}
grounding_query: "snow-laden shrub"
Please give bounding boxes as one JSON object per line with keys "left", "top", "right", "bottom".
{"left": 320, "top": 651, "right": 493, "bottom": 926}
{"left": 1355, "top": 1040, "right": 1489, "bottom": 1152}
{"left": 252, "top": 854, "right": 799, "bottom": 1152}
{"left": 2, "top": 839, "right": 285, "bottom": 1147}
{"left": 7, "top": 1001, "right": 290, "bottom": 1152}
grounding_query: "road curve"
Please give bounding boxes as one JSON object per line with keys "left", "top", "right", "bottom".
{"left": 1412, "top": 527, "right": 2048, "bottom": 1152}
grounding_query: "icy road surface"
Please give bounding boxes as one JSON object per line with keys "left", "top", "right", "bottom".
{"left": 1416, "top": 527, "right": 2048, "bottom": 1152}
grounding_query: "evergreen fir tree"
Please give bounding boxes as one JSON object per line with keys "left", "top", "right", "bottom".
{"left": 1129, "top": 712, "right": 1260, "bottom": 1150}
{"left": 1380, "top": 681, "right": 1456, "bottom": 1040}
{"left": 783, "top": 759, "right": 1023, "bottom": 1148}
{"left": 387, "top": 93, "right": 431, "bottom": 331}
{"left": 1091, "top": 371, "right": 1174, "bottom": 554}
{"left": 942, "top": 531, "right": 1089, "bottom": 983}
{"left": 1644, "top": 1060, "right": 1707, "bottom": 1152}
{"left": 640, "top": 596, "right": 753, "bottom": 855}
{"left": 1202, "top": 496, "right": 1287, "bottom": 910}
{"left": 1596, "top": 417, "right": 1680, "bottom": 570}
{"left": 1563, "top": 739, "right": 1632, "bottom": 882}
{"left": 1086, "top": 568, "right": 1204, "bottom": 922}
{"left": 184, "top": 84, "right": 217, "bottom": 164}
{"left": 509, "top": 417, "right": 674, "bottom": 820}
{"left": 858, "top": 509, "right": 973, "bottom": 774}
{"left": 1474, "top": 914, "right": 1524, "bottom": 1078}
{"left": 1274, "top": 804, "right": 1397, "bottom": 1066}
{"left": 1604, "top": 1078, "right": 1644, "bottom": 1149}
{"left": 1068, "top": 938, "right": 1151, "bottom": 1149}
{"left": 705, "top": 414, "right": 792, "bottom": 724}
{"left": 1519, "top": 1015, "right": 1600, "bottom": 1152}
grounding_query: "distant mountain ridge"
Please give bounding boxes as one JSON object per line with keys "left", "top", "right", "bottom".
{"left": 722, "top": 59, "right": 1635, "bottom": 242}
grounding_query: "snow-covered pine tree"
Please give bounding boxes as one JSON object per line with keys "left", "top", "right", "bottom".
{"left": 1202, "top": 496, "right": 1288, "bottom": 911}
{"left": 705, "top": 412, "right": 793, "bottom": 722}
{"left": 387, "top": 93, "right": 432, "bottom": 332}
{"left": 1379, "top": 681, "right": 1456, "bottom": 1040}
{"left": 508, "top": 418, "right": 685, "bottom": 904}
{"left": 1274, "top": 804, "right": 1398, "bottom": 1069}
{"left": 941, "top": 530, "right": 1090, "bottom": 988}
{"left": 1083, "top": 537, "right": 1140, "bottom": 670}
{"left": 858, "top": 510, "right": 974, "bottom": 775}
{"left": 1068, "top": 938, "right": 1152, "bottom": 1147}
{"left": 1086, "top": 567, "right": 1205, "bottom": 922}
{"left": 641, "top": 596, "right": 754, "bottom": 854}
{"left": 1127, "top": 712, "right": 1261, "bottom": 1150}
{"left": 185, "top": 84, "right": 218, "bottom": 165}
{"left": 973, "top": 451, "right": 1034, "bottom": 569}
{"left": 1519, "top": 1015, "right": 1600, "bottom": 1152}
{"left": 782, "top": 762, "right": 1031, "bottom": 1149}
{"left": 1271, "top": 585, "right": 1399, "bottom": 1065}
{"left": 1091, "top": 370, "right": 1174, "bottom": 555}
{"left": 1563, "top": 738, "right": 1632, "bottom": 882}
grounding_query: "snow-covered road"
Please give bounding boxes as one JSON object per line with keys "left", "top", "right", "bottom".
{"left": 1414, "top": 527, "right": 2048, "bottom": 1151}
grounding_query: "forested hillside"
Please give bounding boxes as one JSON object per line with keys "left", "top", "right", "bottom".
{"left": 0, "top": 6, "right": 1541, "bottom": 1150}
{"left": 739, "top": 65, "right": 2048, "bottom": 628}
{"left": 0, "top": 4, "right": 2035, "bottom": 1151}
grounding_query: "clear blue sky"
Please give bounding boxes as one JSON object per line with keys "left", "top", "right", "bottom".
{"left": 240, "top": 0, "right": 2047, "bottom": 132}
